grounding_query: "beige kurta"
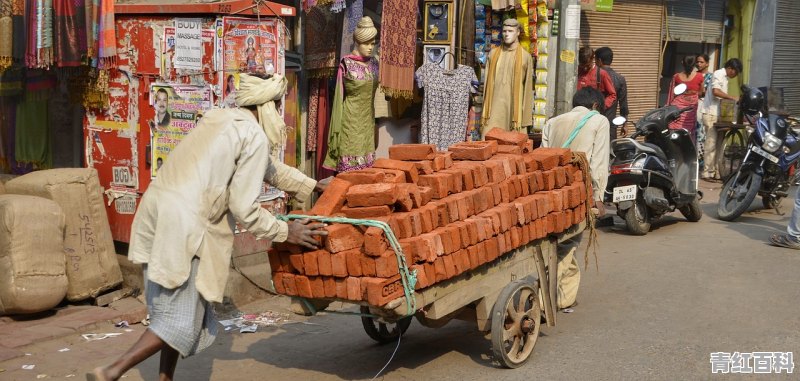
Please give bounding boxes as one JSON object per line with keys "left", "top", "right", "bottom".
{"left": 481, "top": 45, "right": 534, "bottom": 137}
{"left": 128, "top": 108, "right": 316, "bottom": 303}
{"left": 541, "top": 106, "right": 610, "bottom": 201}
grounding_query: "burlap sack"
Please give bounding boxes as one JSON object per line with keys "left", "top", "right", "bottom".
{"left": 0, "top": 195, "right": 68, "bottom": 315}
{"left": 5, "top": 169, "right": 122, "bottom": 301}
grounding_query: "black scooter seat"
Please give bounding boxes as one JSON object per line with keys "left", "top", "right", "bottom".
{"left": 612, "top": 138, "right": 667, "bottom": 161}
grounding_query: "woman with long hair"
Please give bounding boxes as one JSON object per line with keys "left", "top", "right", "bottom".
{"left": 667, "top": 55, "right": 705, "bottom": 143}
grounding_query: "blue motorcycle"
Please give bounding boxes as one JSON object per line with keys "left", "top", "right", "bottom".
{"left": 717, "top": 86, "right": 800, "bottom": 221}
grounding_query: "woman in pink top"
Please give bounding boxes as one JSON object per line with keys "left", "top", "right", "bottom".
{"left": 667, "top": 56, "right": 705, "bottom": 143}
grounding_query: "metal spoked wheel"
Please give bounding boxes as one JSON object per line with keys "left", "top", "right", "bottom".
{"left": 491, "top": 280, "right": 541, "bottom": 369}
{"left": 717, "top": 129, "right": 748, "bottom": 180}
{"left": 360, "top": 306, "right": 412, "bottom": 344}
{"left": 717, "top": 169, "right": 762, "bottom": 221}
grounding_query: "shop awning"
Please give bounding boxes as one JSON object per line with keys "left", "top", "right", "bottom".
{"left": 115, "top": 0, "right": 296, "bottom": 17}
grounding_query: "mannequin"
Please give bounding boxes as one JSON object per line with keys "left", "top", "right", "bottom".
{"left": 481, "top": 18, "right": 534, "bottom": 137}
{"left": 323, "top": 16, "right": 380, "bottom": 172}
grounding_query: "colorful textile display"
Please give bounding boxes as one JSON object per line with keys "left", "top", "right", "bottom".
{"left": 307, "top": 78, "right": 320, "bottom": 152}
{"left": 378, "top": 0, "right": 417, "bottom": 99}
{"left": 283, "top": 71, "right": 299, "bottom": 167}
{"left": 15, "top": 71, "right": 55, "bottom": 168}
{"left": 305, "top": 7, "right": 338, "bottom": 78}
{"left": 339, "top": 0, "right": 363, "bottom": 59}
{"left": 26, "top": 0, "right": 54, "bottom": 69}
{"left": 324, "top": 55, "right": 379, "bottom": 172}
{"left": 54, "top": 0, "right": 86, "bottom": 67}
{"left": 315, "top": 77, "right": 334, "bottom": 179}
{"left": 96, "top": 0, "right": 116, "bottom": 68}
{"left": 0, "top": 0, "right": 12, "bottom": 71}
{"left": 460, "top": 0, "right": 476, "bottom": 67}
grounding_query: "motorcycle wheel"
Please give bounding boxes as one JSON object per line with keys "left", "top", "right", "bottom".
{"left": 679, "top": 199, "right": 703, "bottom": 222}
{"left": 717, "top": 169, "right": 762, "bottom": 221}
{"left": 624, "top": 198, "right": 651, "bottom": 235}
{"left": 762, "top": 195, "right": 782, "bottom": 210}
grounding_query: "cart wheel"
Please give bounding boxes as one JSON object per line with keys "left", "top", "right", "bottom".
{"left": 360, "top": 306, "right": 412, "bottom": 344}
{"left": 491, "top": 280, "right": 541, "bottom": 368}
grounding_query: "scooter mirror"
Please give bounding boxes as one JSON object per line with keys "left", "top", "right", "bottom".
{"left": 612, "top": 116, "right": 627, "bottom": 126}
{"left": 673, "top": 83, "right": 687, "bottom": 96}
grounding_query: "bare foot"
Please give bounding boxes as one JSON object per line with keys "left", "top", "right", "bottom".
{"left": 86, "top": 367, "right": 114, "bottom": 381}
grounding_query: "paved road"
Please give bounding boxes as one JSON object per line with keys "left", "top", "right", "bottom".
{"left": 2, "top": 180, "right": 799, "bottom": 380}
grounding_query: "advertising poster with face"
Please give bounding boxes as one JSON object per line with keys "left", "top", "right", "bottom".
{"left": 221, "top": 16, "right": 284, "bottom": 77}
{"left": 149, "top": 84, "right": 213, "bottom": 178}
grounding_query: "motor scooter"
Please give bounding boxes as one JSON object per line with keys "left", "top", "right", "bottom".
{"left": 604, "top": 84, "right": 703, "bottom": 235}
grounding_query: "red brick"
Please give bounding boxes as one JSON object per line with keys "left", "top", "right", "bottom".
{"left": 324, "top": 277, "right": 337, "bottom": 298}
{"left": 565, "top": 209, "right": 574, "bottom": 229}
{"left": 419, "top": 186, "right": 434, "bottom": 205}
{"left": 522, "top": 154, "right": 539, "bottom": 172}
{"left": 541, "top": 170, "right": 556, "bottom": 190}
{"left": 488, "top": 157, "right": 515, "bottom": 179}
{"left": 408, "top": 210, "right": 424, "bottom": 236}
{"left": 442, "top": 195, "right": 460, "bottom": 222}
{"left": 434, "top": 257, "right": 447, "bottom": 282}
{"left": 295, "top": 275, "right": 313, "bottom": 298}
{"left": 446, "top": 225, "right": 463, "bottom": 253}
{"left": 390, "top": 213, "right": 412, "bottom": 239}
{"left": 448, "top": 140, "right": 498, "bottom": 160}
{"left": 455, "top": 194, "right": 470, "bottom": 221}
{"left": 418, "top": 173, "right": 450, "bottom": 199}
{"left": 519, "top": 175, "right": 530, "bottom": 196}
{"left": 389, "top": 144, "right": 437, "bottom": 160}
{"left": 340, "top": 205, "right": 393, "bottom": 219}
{"left": 394, "top": 191, "right": 414, "bottom": 212}
{"left": 554, "top": 167, "right": 567, "bottom": 188}
{"left": 484, "top": 160, "right": 506, "bottom": 183}
{"left": 432, "top": 154, "right": 446, "bottom": 171}
{"left": 499, "top": 181, "right": 511, "bottom": 204}
{"left": 337, "top": 170, "right": 385, "bottom": 185}
{"left": 310, "top": 177, "right": 352, "bottom": 216}
{"left": 346, "top": 277, "right": 362, "bottom": 301}
{"left": 361, "top": 275, "right": 405, "bottom": 306}
{"left": 521, "top": 222, "right": 531, "bottom": 244}
{"left": 453, "top": 161, "right": 490, "bottom": 187}
{"left": 360, "top": 168, "right": 407, "bottom": 184}
{"left": 513, "top": 201, "right": 527, "bottom": 225}
{"left": 346, "top": 183, "right": 401, "bottom": 207}
{"left": 317, "top": 251, "right": 333, "bottom": 276}
{"left": 418, "top": 233, "right": 445, "bottom": 262}
{"left": 360, "top": 255, "right": 377, "bottom": 277}
{"left": 443, "top": 254, "right": 457, "bottom": 278}
{"left": 453, "top": 221, "right": 470, "bottom": 249}
{"left": 282, "top": 274, "right": 297, "bottom": 295}
{"left": 324, "top": 224, "right": 364, "bottom": 253}
{"left": 485, "top": 127, "right": 528, "bottom": 147}
{"left": 488, "top": 237, "right": 501, "bottom": 260}
{"left": 497, "top": 145, "right": 522, "bottom": 155}
{"left": 532, "top": 171, "right": 544, "bottom": 192}
{"left": 268, "top": 250, "right": 284, "bottom": 273}
{"left": 272, "top": 272, "right": 287, "bottom": 294}
{"left": 412, "top": 264, "right": 429, "bottom": 289}
{"left": 467, "top": 245, "right": 480, "bottom": 269}
{"left": 492, "top": 154, "right": 526, "bottom": 175}
{"left": 424, "top": 263, "right": 436, "bottom": 286}
{"left": 397, "top": 183, "right": 424, "bottom": 209}
{"left": 364, "top": 227, "right": 388, "bottom": 257}
{"left": 330, "top": 251, "right": 348, "bottom": 277}
{"left": 309, "top": 276, "right": 325, "bottom": 298}
{"left": 524, "top": 139, "right": 534, "bottom": 153}
{"left": 456, "top": 249, "right": 470, "bottom": 274}
{"left": 440, "top": 151, "right": 454, "bottom": 168}
{"left": 272, "top": 240, "right": 303, "bottom": 254}
{"left": 431, "top": 201, "right": 450, "bottom": 227}
{"left": 412, "top": 160, "right": 435, "bottom": 175}
{"left": 288, "top": 253, "right": 305, "bottom": 274}
{"left": 279, "top": 252, "right": 297, "bottom": 273}
{"left": 536, "top": 147, "right": 572, "bottom": 165}
{"left": 375, "top": 251, "right": 400, "bottom": 278}
{"left": 303, "top": 251, "right": 321, "bottom": 276}
{"left": 374, "top": 158, "right": 420, "bottom": 183}
{"left": 528, "top": 149, "right": 561, "bottom": 170}
{"left": 344, "top": 249, "right": 363, "bottom": 276}
{"left": 512, "top": 177, "right": 523, "bottom": 199}
{"left": 510, "top": 227, "right": 521, "bottom": 248}
{"left": 548, "top": 190, "right": 564, "bottom": 211}
{"left": 475, "top": 242, "right": 488, "bottom": 265}
{"left": 335, "top": 278, "right": 348, "bottom": 298}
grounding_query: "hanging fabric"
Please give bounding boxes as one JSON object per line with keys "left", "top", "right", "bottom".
{"left": 339, "top": 0, "right": 363, "bottom": 59}
{"left": 96, "top": 0, "right": 116, "bottom": 68}
{"left": 460, "top": 0, "right": 476, "bottom": 67}
{"left": 378, "top": 0, "right": 417, "bottom": 99}
{"left": 54, "top": 0, "right": 86, "bottom": 67}
{"left": 11, "top": 0, "right": 24, "bottom": 63}
{"left": 15, "top": 71, "right": 54, "bottom": 168}
{"left": 305, "top": 7, "right": 338, "bottom": 78}
{"left": 84, "top": 0, "right": 95, "bottom": 59}
{"left": 306, "top": 78, "right": 320, "bottom": 152}
{"left": 26, "top": 0, "right": 54, "bottom": 68}
{"left": 0, "top": 0, "right": 12, "bottom": 71}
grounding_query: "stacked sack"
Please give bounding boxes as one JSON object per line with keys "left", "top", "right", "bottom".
{"left": 269, "top": 128, "right": 592, "bottom": 307}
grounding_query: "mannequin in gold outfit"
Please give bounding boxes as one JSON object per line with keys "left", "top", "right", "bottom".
{"left": 481, "top": 18, "right": 534, "bottom": 137}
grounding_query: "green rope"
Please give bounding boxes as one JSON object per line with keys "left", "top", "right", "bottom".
{"left": 276, "top": 214, "right": 418, "bottom": 317}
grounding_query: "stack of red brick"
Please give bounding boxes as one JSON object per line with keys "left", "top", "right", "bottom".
{"left": 269, "top": 128, "right": 591, "bottom": 308}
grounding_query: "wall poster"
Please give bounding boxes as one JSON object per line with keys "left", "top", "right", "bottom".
{"left": 149, "top": 84, "right": 213, "bottom": 178}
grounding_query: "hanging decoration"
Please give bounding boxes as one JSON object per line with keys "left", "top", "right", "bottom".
{"left": 378, "top": 0, "right": 418, "bottom": 99}
{"left": 304, "top": 7, "right": 338, "bottom": 78}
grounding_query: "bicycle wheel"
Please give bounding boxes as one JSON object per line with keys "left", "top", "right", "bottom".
{"left": 716, "top": 129, "right": 748, "bottom": 180}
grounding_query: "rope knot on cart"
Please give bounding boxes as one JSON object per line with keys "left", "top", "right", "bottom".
{"left": 276, "top": 214, "right": 418, "bottom": 317}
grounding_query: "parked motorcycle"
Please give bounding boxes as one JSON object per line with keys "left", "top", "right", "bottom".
{"left": 605, "top": 84, "right": 703, "bottom": 235}
{"left": 717, "top": 86, "right": 800, "bottom": 221}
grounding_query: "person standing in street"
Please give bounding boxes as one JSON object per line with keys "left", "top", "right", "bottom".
{"left": 769, "top": 185, "right": 800, "bottom": 249}
{"left": 695, "top": 54, "right": 712, "bottom": 170}
{"left": 594, "top": 47, "right": 628, "bottom": 140}
{"left": 577, "top": 47, "right": 617, "bottom": 131}
{"left": 698, "top": 58, "right": 742, "bottom": 181}
{"left": 667, "top": 56, "right": 704, "bottom": 143}
{"left": 88, "top": 73, "right": 330, "bottom": 381}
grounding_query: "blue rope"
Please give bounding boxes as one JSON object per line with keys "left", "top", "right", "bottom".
{"left": 276, "top": 214, "right": 418, "bottom": 317}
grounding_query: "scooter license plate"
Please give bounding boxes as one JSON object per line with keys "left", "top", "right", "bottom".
{"left": 751, "top": 145, "right": 779, "bottom": 163}
{"left": 613, "top": 185, "right": 637, "bottom": 202}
